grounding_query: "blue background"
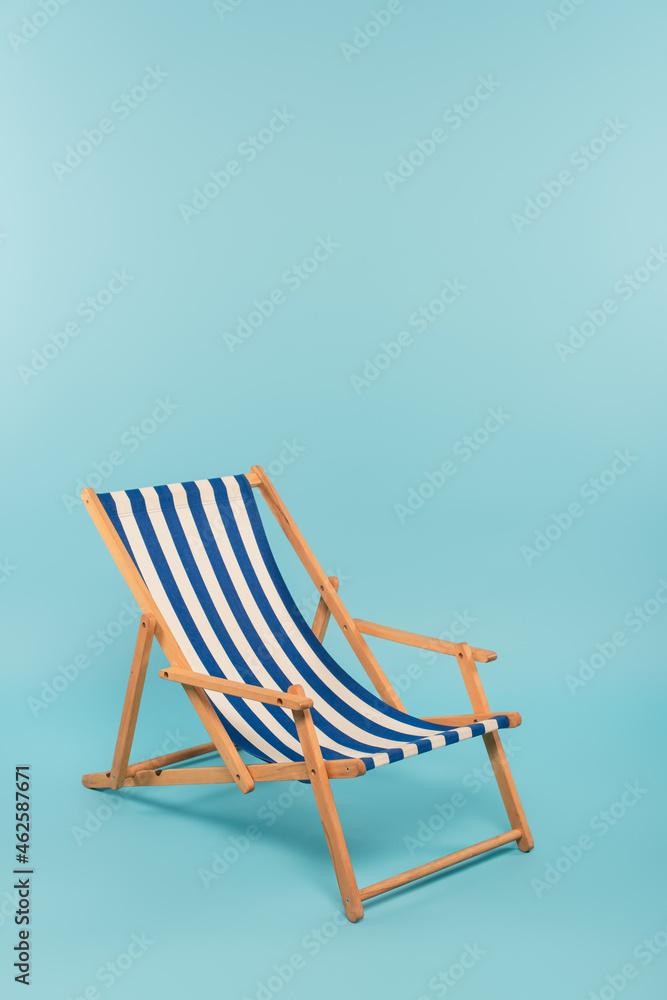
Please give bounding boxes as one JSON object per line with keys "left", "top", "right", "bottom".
{"left": 2, "top": 1, "right": 666, "bottom": 997}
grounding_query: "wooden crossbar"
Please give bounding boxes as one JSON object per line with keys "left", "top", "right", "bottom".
{"left": 423, "top": 712, "right": 522, "bottom": 728}
{"left": 125, "top": 741, "right": 216, "bottom": 776}
{"left": 360, "top": 829, "right": 522, "bottom": 901}
{"left": 82, "top": 758, "right": 366, "bottom": 788}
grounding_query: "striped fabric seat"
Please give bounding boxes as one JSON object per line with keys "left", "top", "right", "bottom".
{"left": 98, "top": 475, "right": 509, "bottom": 771}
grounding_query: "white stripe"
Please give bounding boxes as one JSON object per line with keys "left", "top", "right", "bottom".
{"left": 112, "top": 490, "right": 297, "bottom": 763}
{"left": 108, "top": 481, "right": 505, "bottom": 769}
{"left": 221, "top": 481, "right": 451, "bottom": 742}
{"left": 140, "top": 486, "right": 307, "bottom": 760}
{"left": 166, "top": 483, "right": 382, "bottom": 762}
{"left": 192, "top": 480, "right": 437, "bottom": 753}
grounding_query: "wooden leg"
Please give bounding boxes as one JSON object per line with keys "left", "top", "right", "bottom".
{"left": 289, "top": 684, "right": 364, "bottom": 922}
{"left": 482, "top": 732, "right": 533, "bottom": 851}
{"left": 109, "top": 614, "right": 156, "bottom": 789}
{"left": 311, "top": 576, "right": 339, "bottom": 641}
{"left": 456, "top": 643, "right": 533, "bottom": 852}
{"left": 181, "top": 684, "right": 255, "bottom": 794}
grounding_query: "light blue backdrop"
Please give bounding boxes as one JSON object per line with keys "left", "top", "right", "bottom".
{"left": 2, "top": 1, "right": 666, "bottom": 998}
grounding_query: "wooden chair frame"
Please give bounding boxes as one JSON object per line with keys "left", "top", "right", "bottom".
{"left": 81, "top": 465, "right": 533, "bottom": 922}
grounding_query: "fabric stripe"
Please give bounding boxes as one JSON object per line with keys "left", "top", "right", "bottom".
{"left": 98, "top": 478, "right": 510, "bottom": 770}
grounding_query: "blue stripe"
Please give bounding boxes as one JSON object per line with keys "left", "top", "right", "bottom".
{"left": 118, "top": 487, "right": 303, "bottom": 765}
{"left": 98, "top": 492, "right": 141, "bottom": 575}
{"left": 237, "top": 477, "right": 468, "bottom": 734}
{"left": 96, "top": 477, "right": 511, "bottom": 771}
{"left": 209, "top": 479, "right": 456, "bottom": 753}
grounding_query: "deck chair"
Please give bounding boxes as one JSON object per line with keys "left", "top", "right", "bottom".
{"left": 81, "top": 466, "right": 533, "bottom": 921}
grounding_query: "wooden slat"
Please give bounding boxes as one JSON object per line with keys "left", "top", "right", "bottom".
{"left": 130, "top": 766, "right": 259, "bottom": 786}
{"left": 125, "top": 742, "right": 216, "bottom": 777}
{"left": 456, "top": 643, "right": 533, "bottom": 852}
{"left": 354, "top": 619, "right": 497, "bottom": 663}
{"left": 422, "top": 711, "right": 522, "bottom": 728}
{"left": 82, "top": 757, "right": 366, "bottom": 788}
{"left": 483, "top": 732, "right": 534, "bottom": 852}
{"left": 250, "top": 465, "right": 406, "bottom": 711}
{"left": 455, "top": 641, "right": 494, "bottom": 711}
{"left": 360, "top": 829, "right": 521, "bottom": 900}
{"left": 159, "top": 668, "right": 312, "bottom": 710}
{"left": 291, "top": 684, "right": 364, "bottom": 922}
{"left": 312, "top": 576, "right": 339, "bottom": 641}
{"left": 110, "top": 614, "right": 156, "bottom": 789}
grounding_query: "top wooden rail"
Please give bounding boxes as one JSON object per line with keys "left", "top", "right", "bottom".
{"left": 352, "top": 620, "right": 497, "bottom": 663}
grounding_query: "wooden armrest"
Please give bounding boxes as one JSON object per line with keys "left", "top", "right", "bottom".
{"left": 423, "top": 712, "right": 521, "bottom": 728}
{"left": 353, "top": 620, "right": 497, "bottom": 663}
{"left": 159, "top": 669, "right": 313, "bottom": 710}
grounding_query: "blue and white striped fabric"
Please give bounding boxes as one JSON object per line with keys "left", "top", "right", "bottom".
{"left": 98, "top": 476, "right": 509, "bottom": 771}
